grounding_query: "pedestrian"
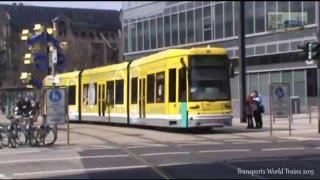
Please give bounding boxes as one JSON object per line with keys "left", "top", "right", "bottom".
{"left": 252, "top": 90, "right": 264, "bottom": 128}
{"left": 245, "top": 95, "right": 254, "bottom": 129}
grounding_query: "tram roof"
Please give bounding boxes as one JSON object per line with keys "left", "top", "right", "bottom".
{"left": 82, "top": 62, "right": 129, "bottom": 76}
{"left": 130, "top": 47, "right": 228, "bottom": 67}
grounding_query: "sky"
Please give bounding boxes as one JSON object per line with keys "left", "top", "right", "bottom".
{"left": 0, "top": 1, "right": 122, "bottom": 10}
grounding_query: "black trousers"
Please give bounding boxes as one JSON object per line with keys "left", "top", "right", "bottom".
{"left": 253, "top": 111, "right": 263, "bottom": 128}
{"left": 247, "top": 115, "right": 254, "bottom": 128}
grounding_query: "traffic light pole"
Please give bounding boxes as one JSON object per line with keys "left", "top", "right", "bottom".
{"left": 317, "top": 1, "right": 320, "bottom": 133}
{"left": 239, "top": 1, "right": 246, "bottom": 123}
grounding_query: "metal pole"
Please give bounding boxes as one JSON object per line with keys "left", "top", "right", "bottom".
{"left": 239, "top": 1, "right": 247, "bottom": 123}
{"left": 289, "top": 85, "right": 292, "bottom": 136}
{"left": 270, "top": 87, "right": 272, "bottom": 136}
{"left": 316, "top": 1, "right": 320, "bottom": 133}
{"left": 309, "top": 100, "right": 312, "bottom": 124}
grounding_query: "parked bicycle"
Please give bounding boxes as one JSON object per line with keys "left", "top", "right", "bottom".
{"left": 35, "top": 114, "right": 57, "bottom": 146}
{"left": 0, "top": 124, "right": 9, "bottom": 148}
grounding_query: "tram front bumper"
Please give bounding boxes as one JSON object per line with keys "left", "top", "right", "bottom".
{"left": 188, "top": 115, "right": 232, "bottom": 127}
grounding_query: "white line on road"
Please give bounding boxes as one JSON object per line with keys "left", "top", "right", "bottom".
{"left": 313, "top": 147, "right": 320, "bottom": 149}
{"left": 177, "top": 142, "right": 223, "bottom": 147}
{"left": 198, "top": 149, "right": 252, "bottom": 153}
{"left": 13, "top": 165, "right": 148, "bottom": 177}
{"left": 158, "top": 162, "right": 194, "bottom": 167}
{"left": 0, "top": 174, "right": 10, "bottom": 179}
{"left": 140, "top": 151, "right": 190, "bottom": 157}
{"left": 79, "top": 146, "right": 120, "bottom": 151}
{"left": 0, "top": 149, "right": 41, "bottom": 155}
{"left": 262, "top": 147, "right": 305, "bottom": 151}
{"left": 0, "top": 154, "right": 130, "bottom": 164}
{"left": 126, "top": 144, "right": 168, "bottom": 149}
{"left": 232, "top": 141, "right": 271, "bottom": 144}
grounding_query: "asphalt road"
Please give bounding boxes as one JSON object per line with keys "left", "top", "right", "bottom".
{"left": 1, "top": 129, "right": 320, "bottom": 179}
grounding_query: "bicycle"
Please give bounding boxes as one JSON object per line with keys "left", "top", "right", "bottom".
{"left": 0, "top": 124, "right": 9, "bottom": 148}
{"left": 35, "top": 123, "right": 57, "bottom": 146}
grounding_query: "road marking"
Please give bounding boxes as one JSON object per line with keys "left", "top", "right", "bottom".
{"left": 198, "top": 149, "right": 252, "bottom": 153}
{"left": 177, "top": 142, "right": 223, "bottom": 146}
{"left": 140, "top": 151, "right": 190, "bottom": 157}
{"left": 0, "top": 174, "right": 10, "bottom": 179}
{"left": 79, "top": 146, "right": 120, "bottom": 151}
{"left": 158, "top": 162, "right": 194, "bottom": 167}
{"left": 0, "top": 154, "right": 130, "bottom": 164}
{"left": 262, "top": 147, "right": 305, "bottom": 151}
{"left": 232, "top": 141, "right": 271, "bottom": 144}
{"left": 0, "top": 149, "right": 41, "bottom": 155}
{"left": 313, "top": 147, "right": 320, "bottom": 149}
{"left": 126, "top": 144, "right": 168, "bottom": 149}
{"left": 13, "top": 165, "right": 148, "bottom": 177}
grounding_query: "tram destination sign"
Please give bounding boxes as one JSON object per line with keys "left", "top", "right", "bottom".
{"left": 45, "top": 87, "right": 68, "bottom": 125}
{"left": 270, "top": 83, "right": 290, "bottom": 118}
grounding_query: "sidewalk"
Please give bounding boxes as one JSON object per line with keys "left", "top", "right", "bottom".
{"left": 231, "top": 112, "right": 320, "bottom": 139}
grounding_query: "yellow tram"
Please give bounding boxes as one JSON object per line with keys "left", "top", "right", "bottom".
{"left": 44, "top": 47, "right": 234, "bottom": 128}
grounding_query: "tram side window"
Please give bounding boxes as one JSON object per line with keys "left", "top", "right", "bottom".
{"left": 179, "top": 68, "right": 187, "bottom": 102}
{"left": 115, "top": 80, "right": 124, "bottom": 104}
{"left": 156, "top": 72, "right": 165, "bottom": 103}
{"left": 147, "top": 74, "right": 155, "bottom": 103}
{"left": 131, "top": 77, "right": 138, "bottom": 104}
{"left": 169, "top": 69, "right": 176, "bottom": 102}
{"left": 106, "top": 81, "right": 114, "bottom": 105}
{"left": 68, "top": 85, "right": 76, "bottom": 105}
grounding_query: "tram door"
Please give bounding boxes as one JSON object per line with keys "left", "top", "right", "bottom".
{"left": 139, "top": 78, "right": 146, "bottom": 118}
{"left": 98, "top": 84, "right": 106, "bottom": 117}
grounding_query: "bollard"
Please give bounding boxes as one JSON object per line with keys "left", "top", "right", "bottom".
{"left": 309, "top": 104, "right": 312, "bottom": 124}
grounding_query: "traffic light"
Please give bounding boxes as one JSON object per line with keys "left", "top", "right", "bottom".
{"left": 298, "top": 42, "right": 320, "bottom": 60}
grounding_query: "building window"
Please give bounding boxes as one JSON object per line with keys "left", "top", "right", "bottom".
{"left": 179, "top": 12, "right": 186, "bottom": 44}
{"left": 137, "top": 22, "right": 143, "bottom": 51}
{"left": 115, "top": 80, "right": 124, "bottom": 104}
{"left": 215, "top": 3, "right": 223, "bottom": 39}
{"left": 130, "top": 23, "right": 137, "bottom": 52}
{"left": 303, "top": 1, "right": 315, "bottom": 25}
{"left": 187, "top": 10, "right": 194, "bottom": 43}
{"left": 169, "top": 69, "right": 176, "bottom": 102}
{"left": 171, "top": 14, "right": 178, "bottom": 46}
{"left": 245, "top": 1, "right": 254, "bottom": 34}
{"left": 143, "top": 20, "right": 150, "bottom": 50}
{"left": 106, "top": 81, "right": 114, "bottom": 105}
{"left": 266, "top": 1, "right": 276, "bottom": 31}
{"left": 124, "top": 25, "right": 128, "bottom": 52}
{"left": 131, "top": 77, "right": 138, "bottom": 104}
{"left": 156, "top": 72, "right": 165, "bottom": 103}
{"left": 195, "top": 8, "right": 203, "bottom": 42}
{"left": 203, "top": 6, "right": 212, "bottom": 41}
{"left": 68, "top": 85, "right": 76, "bottom": 105}
{"left": 150, "top": 19, "right": 157, "bottom": 49}
{"left": 278, "top": 1, "right": 289, "bottom": 29}
{"left": 234, "top": 2, "right": 239, "bottom": 36}
{"left": 147, "top": 74, "right": 155, "bottom": 103}
{"left": 255, "top": 1, "right": 265, "bottom": 33}
{"left": 224, "top": 1, "right": 233, "bottom": 37}
{"left": 157, "top": 17, "right": 164, "bottom": 48}
{"left": 164, "top": 16, "right": 171, "bottom": 47}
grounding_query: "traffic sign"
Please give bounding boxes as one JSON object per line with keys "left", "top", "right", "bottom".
{"left": 45, "top": 87, "right": 67, "bottom": 125}
{"left": 51, "top": 48, "right": 57, "bottom": 64}
{"left": 270, "top": 83, "right": 290, "bottom": 118}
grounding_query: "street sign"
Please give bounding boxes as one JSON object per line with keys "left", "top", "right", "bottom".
{"left": 52, "top": 48, "right": 57, "bottom": 64}
{"left": 45, "top": 87, "right": 67, "bottom": 125}
{"left": 270, "top": 83, "right": 290, "bottom": 118}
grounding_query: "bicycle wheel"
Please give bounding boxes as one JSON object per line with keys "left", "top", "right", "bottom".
{"left": 15, "top": 127, "right": 27, "bottom": 146}
{"left": 0, "top": 130, "right": 9, "bottom": 147}
{"left": 43, "top": 127, "right": 57, "bottom": 146}
{"left": 28, "top": 128, "right": 38, "bottom": 147}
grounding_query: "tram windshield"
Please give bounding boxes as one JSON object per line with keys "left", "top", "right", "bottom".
{"left": 189, "top": 55, "right": 231, "bottom": 101}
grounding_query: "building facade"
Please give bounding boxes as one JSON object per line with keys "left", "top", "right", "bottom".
{"left": 0, "top": 3, "right": 122, "bottom": 88}
{"left": 121, "top": 1, "right": 318, "bottom": 116}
